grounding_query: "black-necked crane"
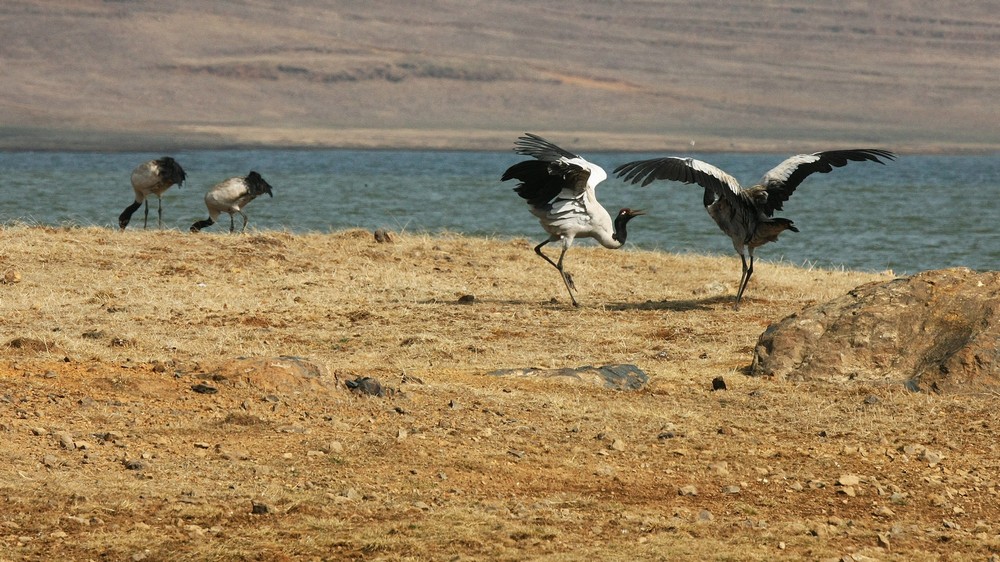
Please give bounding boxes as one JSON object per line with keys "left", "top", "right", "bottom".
{"left": 501, "top": 133, "right": 644, "bottom": 307}
{"left": 190, "top": 171, "right": 273, "bottom": 233}
{"left": 614, "top": 149, "right": 896, "bottom": 310}
{"left": 119, "top": 156, "right": 187, "bottom": 230}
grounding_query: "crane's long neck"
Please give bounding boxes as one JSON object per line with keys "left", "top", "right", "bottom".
{"left": 610, "top": 213, "right": 634, "bottom": 248}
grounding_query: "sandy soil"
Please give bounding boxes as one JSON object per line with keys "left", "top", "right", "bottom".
{"left": 1, "top": 227, "right": 998, "bottom": 561}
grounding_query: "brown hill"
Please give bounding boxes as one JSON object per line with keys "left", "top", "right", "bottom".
{"left": 2, "top": 1, "right": 998, "bottom": 152}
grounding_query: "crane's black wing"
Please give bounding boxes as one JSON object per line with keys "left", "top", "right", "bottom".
{"left": 501, "top": 159, "right": 590, "bottom": 207}
{"left": 758, "top": 149, "right": 896, "bottom": 215}
{"left": 512, "top": 133, "right": 580, "bottom": 162}
{"left": 613, "top": 156, "right": 743, "bottom": 205}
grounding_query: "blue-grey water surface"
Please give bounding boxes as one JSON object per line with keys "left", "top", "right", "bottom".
{"left": 1, "top": 149, "right": 997, "bottom": 274}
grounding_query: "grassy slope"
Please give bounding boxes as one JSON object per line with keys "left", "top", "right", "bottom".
{"left": 1, "top": 227, "right": 998, "bottom": 560}
{"left": 1, "top": 1, "right": 999, "bottom": 152}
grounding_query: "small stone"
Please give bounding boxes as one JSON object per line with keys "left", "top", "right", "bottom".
{"left": 50, "top": 530, "right": 68, "bottom": 539}
{"left": 250, "top": 501, "right": 271, "bottom": 515}
{"left": 722, "top": 485, "right": 741, "bottom": 494}
{"left": 789, "top": 482, "right": 804, "bottom": 492}
{"left": 838, "top": 474, "right": 861, "bottom": 487}
{"left": 123, "top": 459, "right": 144, "bottom": 471}
{"left": 942, "top": 520, "right": 960, "bottom": 530}
{"left": 345, "top": 376, "right": 384, "bottom": 397}
{"left": 678, "top": 485, "right": 698, "bottom": 496}
{"left": 74, "top": 440, "right": 92, "bottom": 450}
{"left": 711, "top": 377, "right": 727, "bottom": 391}
{"left": 877, "top": 532, "right": 891, "bottom": 548}
{"left": 457, "top": 294, "right": 475, "bottom": 304}
{"left": 708, "top": 461, "right": 730, "bottom": 476}
{"left": 837, "top": 486, "right": 857, "bottom": 497}
{"left": 31, "top": 427, "right": 48, "bottom": 436}
{"left": 697, "top": 509, "right": 714, "bottom": 522}
{"left": 918, "top": 450, "right": 943, "bottom": 466}
{"left": 874, "top": 506, "right": 895, "bottom": 517}
{"left": 191, "top": 383, "right": 218, "bottom": 395}
{"left": 193, "top": 442, "right": 211, "bottom": 449}
{"left": 55, "top": 432, "right": 75, "bottom": 449}
{"left": 3, "top": 270, "right": 22, "bottom": 284}
{"left": 397, "top": 428, "right": 408, "bottom": 440}
{"left": 610, "top": 439, "right": 626, "bottom": 451}
{"left": 338, "top": 488, "right": 362, "bottom": 502}
{"left": 42, "top": 455, "right": 61, "bottom": 468}
{"left": 324, "top": 441, "right": 344, "bottom": 454}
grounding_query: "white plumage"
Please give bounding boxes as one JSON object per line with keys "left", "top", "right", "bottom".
{"left": 190, "top": 171, "right": 274, "bottom": 233}
{"left": 615, "top": 149, "right": 896, "bottom": 309}
{"left": 501, "top": 133, "right": 644, "bottom": 306}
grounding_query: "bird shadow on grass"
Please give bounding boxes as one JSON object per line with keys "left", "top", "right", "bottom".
{"left": 604, "top": 295, "right": 733, "bottom": 312}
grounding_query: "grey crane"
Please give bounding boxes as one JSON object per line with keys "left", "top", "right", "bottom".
{"left": 614, "top": 149, "right": 896, "bottom": 309}
{"left": 190, "top": 171, "right": 273, "bottom": 233}
{"left": 501, "top": 133, "right": 644, "bottom": 307}
{"left": 119, "top": 156, "right": 187, "bottom": 230}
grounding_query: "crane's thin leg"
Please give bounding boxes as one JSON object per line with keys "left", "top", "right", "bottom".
{"left": 534, "top": 240, "right": 578, "bottom": 307}
{"left": 229, "top": 214, "right": 236, "bottom": 233}
{"left": 239, "top": 211, "right": 248, "bottom": 233}
{"left": 157, "top": 197, "right": 163, "bottom": 228}
{"left": 555, "top": 245, "right": 579, "bottom": 307}
{"left": 142, "top": 201, "right": 149, "bottom": 229}
{"left": 734, "top": 253, "right": 754, "bottom": 310}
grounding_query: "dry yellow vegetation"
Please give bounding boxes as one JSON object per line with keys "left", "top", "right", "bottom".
{"left": 1, "top": 226, "right": 997, "bottom": 561}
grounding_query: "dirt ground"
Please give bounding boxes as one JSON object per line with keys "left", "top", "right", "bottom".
{"left": 1, "top": 226, "right": 998, "bottom": 561}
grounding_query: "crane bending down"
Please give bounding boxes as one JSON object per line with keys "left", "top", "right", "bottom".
{"left": 614, "top": 149, "right": 896, "bottom": 310}
{"left": 119, "top": 156, "right": 187, "bottom": 230}
{"left": 190, "top": 171, "right": 273, "bottom": 233}
{"left": 501, "top": 133, "right": 644, "bottom": 306}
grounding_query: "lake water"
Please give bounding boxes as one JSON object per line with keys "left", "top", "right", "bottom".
{"left": 1, "top": 149, "right": 997, "bottom": 274}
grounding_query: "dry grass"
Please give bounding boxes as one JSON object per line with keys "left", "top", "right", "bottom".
{"left": 1, "top": 226, "right": 998, "bottom": 561}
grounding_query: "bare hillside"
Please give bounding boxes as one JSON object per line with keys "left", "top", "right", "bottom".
{"left": 1, "top": 1, "right": 998, "bottom": 151}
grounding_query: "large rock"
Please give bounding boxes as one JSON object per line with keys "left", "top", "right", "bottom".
{"left": 751, "top": 268, "right": 1000, "bottom": 392}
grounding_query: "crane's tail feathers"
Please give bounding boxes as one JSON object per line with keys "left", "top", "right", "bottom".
{"left": 754, "top": 218, "right": 799, "bottom": 246}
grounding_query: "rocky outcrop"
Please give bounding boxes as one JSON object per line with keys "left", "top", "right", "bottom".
{"left": 751, "top": 268, "right": 1000, "bottom": 393}
{"left": 487, "top": 364, "right": 649, "bottom": 391}
{"left": 207, "top": 356, "right": 332, "bottom": 394}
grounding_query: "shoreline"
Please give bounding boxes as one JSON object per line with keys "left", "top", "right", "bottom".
{"left": 3, "top": 127, "right": 998, "bottom": 155}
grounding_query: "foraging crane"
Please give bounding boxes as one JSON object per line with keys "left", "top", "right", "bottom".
{"left": 614, "top": 149, "right": 896, "bottom": 310}
{"left": 190, "top": 171, "right": 273, "bottom": 233}
{"left": 501, "top": 133, "right": 644, "bottom": 307}
{"left": 119, "top": 156, "right": 187, "bottom": 230}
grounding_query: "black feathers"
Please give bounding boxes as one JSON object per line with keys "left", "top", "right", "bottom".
{"left": 155, "top": 156, "right": 187, "bottom": 186}
{"left": 245, "top": 171, "right": 274, "bottom": 198}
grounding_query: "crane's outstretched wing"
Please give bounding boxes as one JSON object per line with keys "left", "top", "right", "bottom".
{"left": 502, "top": 159, "right": 590, "bottom": 207}
{"left": 513, "top": 133, "right": 580, "bottom": 162}
{"left": 614, "top": 156, "right": 743, "bottom": 204}
{"left": 758, "top": 149, "right": 896, "bottom": 214}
